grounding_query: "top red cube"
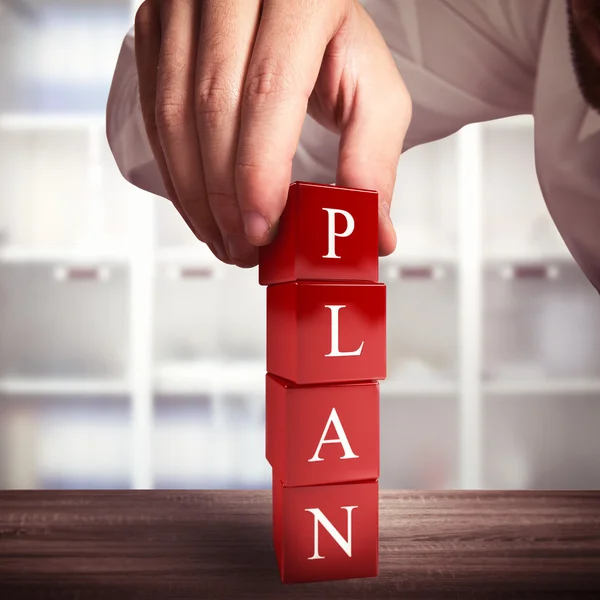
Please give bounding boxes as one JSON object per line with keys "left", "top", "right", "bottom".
{"left": 258, "top": 182, "right": 379, "bottom": 285}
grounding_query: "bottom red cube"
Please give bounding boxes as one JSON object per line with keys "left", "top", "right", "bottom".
{"left": 272, "top": 477, "right": 379, "bottom": 583}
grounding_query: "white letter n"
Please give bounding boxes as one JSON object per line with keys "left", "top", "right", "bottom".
{"left": 305, "top": 506, "right": 358, "bottom": 560}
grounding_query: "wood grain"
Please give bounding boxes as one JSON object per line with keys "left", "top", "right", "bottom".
{"left": 0, "top": 490, "right": 599, "bottom": 599}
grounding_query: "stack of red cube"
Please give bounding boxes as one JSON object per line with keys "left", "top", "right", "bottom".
{"left": 259, "top": 182, "right": 386, "bottom": 584}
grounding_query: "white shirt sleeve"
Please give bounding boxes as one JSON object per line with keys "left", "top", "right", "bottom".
{"left": 106, "top": 27, "right": 168, "bottom": 198}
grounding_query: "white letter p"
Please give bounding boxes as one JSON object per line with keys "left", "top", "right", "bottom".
{"left": 322, "top": 208, "right": 355, "bottom": 259}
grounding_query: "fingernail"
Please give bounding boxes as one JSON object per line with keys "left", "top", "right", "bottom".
{"left": 227, "top": 234, "right": 255, "bottom": 262}
{"left": 243, "top": 211, "right": 270, "bottom": 242}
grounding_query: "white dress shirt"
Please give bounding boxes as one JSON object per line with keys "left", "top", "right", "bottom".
{"left": 106, "top": 0, "right": 600, "bottom": 291}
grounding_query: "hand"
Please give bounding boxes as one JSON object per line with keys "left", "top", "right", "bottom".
{"left": 134, "top": 0, "right": 412, "bottom": 267}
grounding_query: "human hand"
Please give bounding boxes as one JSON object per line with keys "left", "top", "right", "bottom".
{"left": 134, "top": 0, "right": 412, "bottom": 267}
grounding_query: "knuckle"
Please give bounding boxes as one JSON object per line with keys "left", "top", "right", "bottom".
{"left": 234, "top": 159, "right": 287, "bottom": 216}
{"left": 206, "top": 188, "right": 237, "bottom": 209}
{"left": 206, "top": 190, "right": 242, "bottom": 232}
{"left": 204, "top": 229, "right": 223, "bottom": 248}
{"left": 189, "top": 221, "right": 222, "bottom": 252}
{"left": 159, "top": 43, "right": 188, "bottom": 79}
{"left": 195, "top": 78, "right": 234, "bottom": 128}
{"left": 155, "top": 96, "right": 187, "bottom": 132}
{"left": 155, "top": 59, "right": 191, "bottom": 134}
{"left": 244, "top": 58, "right": 294, "bottom": 107}
{"left": 235, "top": 157, "right": 292, "bottom": 192}
{"left": 234, "top": 160, "right": 262, "bottom": 181}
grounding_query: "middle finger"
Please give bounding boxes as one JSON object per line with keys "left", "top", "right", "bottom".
{"left": 195, "top": 0, "right": 262, "bottom": 266}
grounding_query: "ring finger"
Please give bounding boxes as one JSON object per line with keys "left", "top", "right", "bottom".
{"left": 155, "top": 0, "right": 228, "bottom": 262}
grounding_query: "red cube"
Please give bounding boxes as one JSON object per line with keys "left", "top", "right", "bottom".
{"left": 267, "top": 281, "right": 386, "bottom": 384}
{"left": 272, "top": 477, "right": 379, "bottom": 583}
{"left": 266, "top": 373, "right": 379, "bottom": 487}
{"left": 258, "top": 182, "right": 379, "bottom": 285}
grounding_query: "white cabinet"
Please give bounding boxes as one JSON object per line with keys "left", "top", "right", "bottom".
{"left": 0, "top": 264, "right": 129, "bottom": 381}
{"left": 483, "top": 395, "right": 600, "bottom": 489}
{"left": 380, "top": 395, "right": 459, "bottom": 490}
{"left": 152, "top": 398, "right": 269, "bottom": 490}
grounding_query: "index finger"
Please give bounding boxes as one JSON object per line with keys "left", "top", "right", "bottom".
{"left": 235, "top": 0, "right": 345, "bottom": 245}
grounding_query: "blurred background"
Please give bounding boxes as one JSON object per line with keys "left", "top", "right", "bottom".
{"left": 0, "top": 0, "right": 599, "bottom": 492}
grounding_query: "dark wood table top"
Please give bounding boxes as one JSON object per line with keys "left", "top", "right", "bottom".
{"left": 1, "top": 490, "right": 599, "bottom": 599}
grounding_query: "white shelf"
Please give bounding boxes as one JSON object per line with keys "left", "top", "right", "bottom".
{"left": 6, "top": 374, "right": 595, "bottom": 400}
{"left": 484, "top": 378, "right": 600, "bottom": 396}
{"left": 484, "top": 250, "right": 574, "bottom": 265}
{"left": 157, "top": 379, "right": 457, "bottom": 397}
{"left": 0, "top": 246, "right": 129, "bottom": 265}
{"left": 381, "top": 249, "right": 575, "bottom": 267}
{"left": 154, "top": 360, "right": 457, "bottom": 397}
{"left": 0, "top": 377, "right": 130, "bottom": 396}
{"left": 381, "top": 251, "right": 456, "bottom": 266}
{"left": 0, "top": 113, "right": 105, "bottom": 132}
{"left": 154, "top": 360, "right": 266, "bottom": 395}
{"left": 382, "top": 379, "right": 457, "bottom": 396}
{"left": 382, "top": 249, "right": 572, "bottom": 266}
{"left": 156, "top": 248, "right": 228, "bottom": 281}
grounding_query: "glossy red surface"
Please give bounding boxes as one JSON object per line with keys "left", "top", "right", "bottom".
{"left": 258, "top": 182, "right": 379, "bottom": 285}
{"left": 272, "top": 479, "right": 379, "bottom": 583}
{"left": 266, "top": 374, "right": 379, "bottom": 487}
{"left": 267, "top": 281, "right": 386, "bottom": 384}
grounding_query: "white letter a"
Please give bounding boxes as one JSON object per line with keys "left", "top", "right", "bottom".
{"left": 308, "top": 407, "right": 359, "bottom": 462}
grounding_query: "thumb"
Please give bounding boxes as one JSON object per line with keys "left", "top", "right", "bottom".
{"left": 334, "top": 15, "right": 412, "bottom": 256}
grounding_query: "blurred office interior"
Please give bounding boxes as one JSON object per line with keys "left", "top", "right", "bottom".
{"left": 0, "top": 0, "right": 599, "bottom": 492}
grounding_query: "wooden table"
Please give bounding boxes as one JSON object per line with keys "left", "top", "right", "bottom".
{"left": 1, "top": 490, "right": 599, "bottom": 599}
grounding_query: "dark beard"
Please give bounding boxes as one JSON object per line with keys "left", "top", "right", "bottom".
{"left": 567, "top": 1, "right": 600, "bottom": 112}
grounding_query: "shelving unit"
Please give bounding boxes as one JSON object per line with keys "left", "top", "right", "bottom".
{"left": 1, "top": 3, "right": 598, "bottom": 492}
{"left": 0, "top": 0, "right": 139, "bottom": 491}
